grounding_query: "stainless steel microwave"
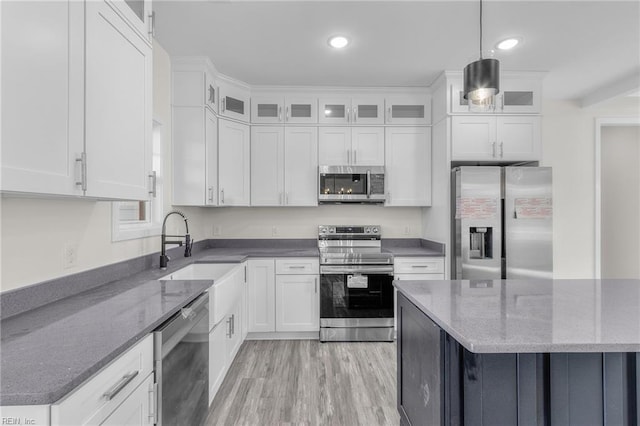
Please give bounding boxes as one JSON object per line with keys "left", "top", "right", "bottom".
{"left": 318, "top": 166, "right": 385, "bottom": 204}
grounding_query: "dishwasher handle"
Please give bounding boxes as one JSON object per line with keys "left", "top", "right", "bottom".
{"left": 155, "top": 292, "right": 209, "bottom": 359}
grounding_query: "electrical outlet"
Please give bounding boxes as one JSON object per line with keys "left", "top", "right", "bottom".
{"left": 404, "top": 226, "right": 410, "bottom": 236}
{"left": 272, "top": 226, "right": 278, "bottom": 237}
{"left": 213, "top": 226, "right": 222, "bottom": 236}
{"left": 63, "top": 243, "right": 78, "bottom": 269}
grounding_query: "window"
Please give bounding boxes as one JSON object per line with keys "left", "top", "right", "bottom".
{"left": 112, "top": 120, "right": 164, "bottom": 241}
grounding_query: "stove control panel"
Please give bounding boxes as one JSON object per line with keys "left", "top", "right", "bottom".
{"left": 318, "top": 225, "right": 381, "bottom": 236}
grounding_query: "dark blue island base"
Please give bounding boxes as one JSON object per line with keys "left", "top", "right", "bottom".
{"left": 397, "top": 292, "right": 640, "bottom": 426}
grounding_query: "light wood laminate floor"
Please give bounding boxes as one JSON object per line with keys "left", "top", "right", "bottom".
{"left": 205, "top": 340, "right": 399, "bottom": 426}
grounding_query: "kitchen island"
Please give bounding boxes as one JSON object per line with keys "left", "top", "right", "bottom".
{"left": 395, "top": 279, "right": 640, "bottom": 426}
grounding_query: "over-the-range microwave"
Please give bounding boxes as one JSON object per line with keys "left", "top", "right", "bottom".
{"left": 318, "top": 165, "right": 385, "bottom": 204}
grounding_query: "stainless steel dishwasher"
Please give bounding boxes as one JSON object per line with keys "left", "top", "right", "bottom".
{"left": 154, "top": 292, "right": 209, "bottom": 426}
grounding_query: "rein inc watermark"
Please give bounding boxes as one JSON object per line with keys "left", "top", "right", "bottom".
{"left": 1, "top": 418, "right": 36, "bottom": 425}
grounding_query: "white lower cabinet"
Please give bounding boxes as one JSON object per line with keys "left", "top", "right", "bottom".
{"left": 100, "top": 374, "right": 154, "bottom": 426}
{"left": 208, "top": 263, "right": 246, "bottom": 405}
{"left": 247, "top": 259, "right": 276, "bottom": 332}
{"left": 51, "top": 335, "right": 154, "bottom": 426}
{"left": 275, "top": 274, "right": 319, "bottom": 332}
{"left": 247, "top": 258, "right": 319, "bottom": 335}
{"left": 208, "top": 317, "right": 228, "bottom": 405}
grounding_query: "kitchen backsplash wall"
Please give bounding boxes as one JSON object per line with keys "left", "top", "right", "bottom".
{"left": 201, "top": 205, "right": 423, "bottom": 239}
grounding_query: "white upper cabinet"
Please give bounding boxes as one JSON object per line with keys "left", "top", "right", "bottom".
{"left": 319, "top": 127, "right": 384, "bottom": 166}
{"left": 385, "top": 95, "right": 431, "bottom": 125}
{"left": 285, "top": 97, "right": 318, "bottom": 124}
{"left": 251, "top": 126, "right": 285, "bottom": 206}
{"left": 318, "top": 127, "right": 351, "bottom": 165}
{"left": 84, "top": 0, "right": 152, "bottom": 200}
{"left": 2, "top": 0, "right": 152, "bottom": 200}
{"left": 251, "top": 96, "right": 285, "bottom": 124}
{"left": 319, "top": 96, "right": 385, "bottom": 125}
{"left": 218, "top": 119, "right": 251, "bottom": 205}
{"left": 109, "top": 0, "right": 153, "bottom": 44}
{"left": 251, "top": 96, "right": 317, "bottom": 124}
{"left": 1, "top": 0, "right": 84, "bottom": 196}
{"left": 251, "top": 126, "right": 318, "bottom": 206}
{"left": 450, "top": 75, "right": 542, "bottom": 114}
{"left": 385, "top": 127, "right": 431, "bottom": 206}
{"left": 219, "top": 81, "right": 250, "bottom": 122}
{"left": 172, "top": 62, "right": 218, "bottom": 113}
{"left": 451, "top": 115, "right": 541, "bottom": 162}
{"left": 283, "top": 127, "right": 318, "bottom": 206}
{"left": 351, "top": 127, "right": 385, "bottom": 166}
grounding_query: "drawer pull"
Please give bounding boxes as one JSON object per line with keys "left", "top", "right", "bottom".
{"left": 411, "top": 265, "right": 429, "bottom": 268}
{"left": 288, "top": 265, "right": 306, "bottom": 269}
{"left": 103, "top": 371, "right": 139, "bottom": 401}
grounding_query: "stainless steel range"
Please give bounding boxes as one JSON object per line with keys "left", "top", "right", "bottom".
{"left": 318, "top": 225, "right": 394, "bottom": 342}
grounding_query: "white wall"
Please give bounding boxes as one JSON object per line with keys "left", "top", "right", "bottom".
{"left": 600, "top": 125, "right": 640, "bottom": 278}
{"left": 541, "top": 96, "right": 640, "bottom": 278}
{"left": 200, "top": 205, "right": 423, "bottom": 239}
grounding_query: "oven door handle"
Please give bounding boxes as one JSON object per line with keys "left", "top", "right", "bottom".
{"left": 320, "top": 266, "right": 394, "bottom": 275}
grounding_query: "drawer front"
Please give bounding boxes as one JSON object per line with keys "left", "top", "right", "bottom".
{"left": 51, "top": 334, "right": 154, "bottom": 426}
{"left": 275, "top": 258, "right": 319, "bottom": 275}
{"left": 394, "top": 257, "right": 444, "bottom": 274}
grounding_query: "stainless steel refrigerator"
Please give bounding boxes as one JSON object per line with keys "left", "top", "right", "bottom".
{"left": 452, "top": 166, "right": 553, "bottom": 279}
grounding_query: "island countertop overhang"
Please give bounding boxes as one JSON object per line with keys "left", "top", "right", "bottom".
{"left": 394, "top": 278, "right": 640, "bottom": 354}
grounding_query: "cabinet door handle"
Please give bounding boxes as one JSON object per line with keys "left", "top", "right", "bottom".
{"left": 75, "top": 152, "right": 87, "bottom": 192}
{"left": 148, "top": 381, "right": 158, "bottom": 423}
{"left": 492, "top": 142, "right": 497, "bottom": 158}
{"left": 103, "top": 371, "right": 139, "bottom": 401}
{"left": 221, "top": 188, "right": 225, "bottom": 204}
{"left": 148, "top": 11, "right": 155, "bottom": 37}
{"left": 222, "top": 98, "right": 226, "bottom": 112}
{"left": 387, "top": 107, "right": 392, "bottom": 122}
{"left": 244, "top": 265, "right": 247, "bottom": 283}
{"left": 148, "top": 171, "right": 157, "bottom": 198}
{"left": 346, "top": 107, "right": 351, "bottom": 123}
{"left": 278, "top": 106, "right": 282, "bottom": 121}
{"left": 500, "top": 142, "right": 504, "bottom": 158}
{"left": 227, "top": 317, "right": 232, "bottom": 338}
{"left": 354, "top": 150, "right": 357, "bottom": 165}
{"left": 286, "top": 106, "right": 290, "bottom": 121}
{"left": 231, "top": 314, "right": 235, "bottom": 335}
{"left": 347, "top": 149, "right": 351, "bottom": 164}
{"left": 208, "top": 186, "right": 214, "bottom": 203}
{"left": 315, "top": 277, "right": 318, "bottom": 293}
{"left": 353, "top": 107, "right": 357, "bottom": 122}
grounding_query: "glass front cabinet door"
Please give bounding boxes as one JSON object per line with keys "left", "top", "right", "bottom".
{"left": 385, "top": 95, "right": 431, "bottom": 125}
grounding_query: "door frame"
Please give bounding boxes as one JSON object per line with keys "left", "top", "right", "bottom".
{"left": 594, "top": 116, "right": 640, "bottom": 278}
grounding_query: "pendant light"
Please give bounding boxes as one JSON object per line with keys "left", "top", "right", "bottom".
{"left": 463, "top": 0, "right": 500, "bottom": 105}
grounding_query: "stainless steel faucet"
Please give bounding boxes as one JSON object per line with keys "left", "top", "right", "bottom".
{"left": 160, "top": 211, "right": 193, "bottom": 269}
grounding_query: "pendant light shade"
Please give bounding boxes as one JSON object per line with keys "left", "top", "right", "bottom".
{"left": 463, "top": 58, "right": 500, "bottom": 102}
{"left": 463, "top": 0, "right": 500, "bottom": 104}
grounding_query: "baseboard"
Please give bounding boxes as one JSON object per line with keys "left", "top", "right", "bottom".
{"left": 246, "top": 331, "right": 319, "bottom": 340}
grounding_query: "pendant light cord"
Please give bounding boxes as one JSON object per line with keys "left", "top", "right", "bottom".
{"left": 479, "top": 0, "right": 483, "bottom": 59}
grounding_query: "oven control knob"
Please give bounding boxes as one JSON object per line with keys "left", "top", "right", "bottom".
{"left": 329, "top": 227, "right": 336, "bottom": 233}
{"left": 372, "top": 227, "right": 379, "bottom": 234}
{"left": 365, "top": 227, "right": 371, "bottom": 233}
{"left": 320, "top": 227, "right": 327, "bottom": 234}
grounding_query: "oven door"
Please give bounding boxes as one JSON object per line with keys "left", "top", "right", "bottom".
{"left": 320, "top": 265, "right": 394, "bottom": 321}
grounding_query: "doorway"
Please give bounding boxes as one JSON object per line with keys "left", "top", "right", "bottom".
{"left": 596, "top": 118, "right": 640, "bottom": 278}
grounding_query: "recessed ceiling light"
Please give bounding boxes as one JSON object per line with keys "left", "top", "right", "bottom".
{"left": 496, "top": 37, "right": 521, "bottom": 51}
{"left": 328, "top": 35, "right": 349, "bottom": 49}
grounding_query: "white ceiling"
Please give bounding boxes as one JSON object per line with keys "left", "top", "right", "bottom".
{"left": 153, "top": 0, "right": 640, "bottom": 103}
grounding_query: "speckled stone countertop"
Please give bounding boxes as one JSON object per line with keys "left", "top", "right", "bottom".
{"left": 0, "top": 238, "right": 442, "bottom": 406}
{"left": 395, "top": 279, "right": 640, "bottom": 354}
{"left": 0, "top": 277, "right": 213, "bottom": 405}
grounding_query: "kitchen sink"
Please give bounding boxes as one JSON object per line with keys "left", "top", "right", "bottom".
{"left": 160, "top": 263, "right": 241, "bottom": 325}
{"left": 159, "top": 263, "right": 235, "bottom": 281}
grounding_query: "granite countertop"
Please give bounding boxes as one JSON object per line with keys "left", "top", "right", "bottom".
{"left": 0, "top": 277, "right": 213, "bottom": 405}
{"left": 0, "top": 238, "right": 442, "bottom": 406}
{"left": 395, "top": 279, "right": 640, "bottom": 354}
